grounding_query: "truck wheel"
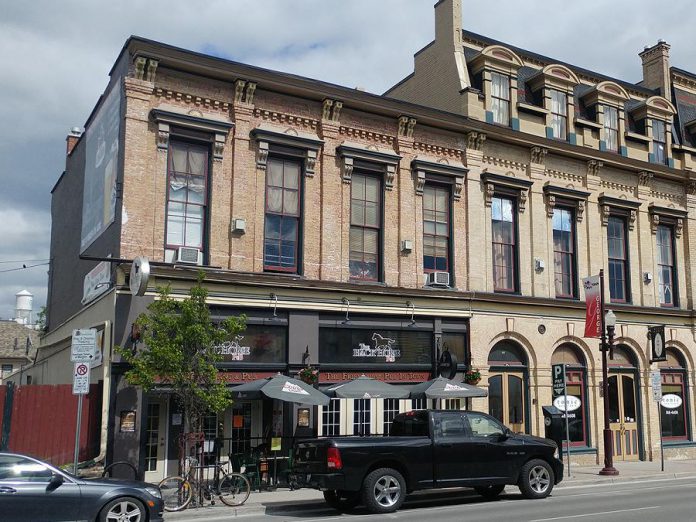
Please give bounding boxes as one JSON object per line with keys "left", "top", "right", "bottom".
{"left": 474, "top": 484, "right": 505, "bottom": 499}
{"left": 323, "top": 490, "right": 360, "bottom": 511}
{"left": 361, "top": 467, "right": 406, "bottom": 514}
{"left": 518, "top": 459, "right": 554, "bottom": 499}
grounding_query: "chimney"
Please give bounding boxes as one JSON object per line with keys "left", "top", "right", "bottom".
{"left": 434, "top": 0, "right": 470, "bottom": 89}
{"left": 639, "top": 40, "right": 671, "bottom": 99}
{"left": 66, "top": 127, "right": 83, "bottom": 155}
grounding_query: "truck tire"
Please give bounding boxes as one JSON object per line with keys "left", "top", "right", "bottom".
{"left": 323, "top": 490, "right": 361, "bottom": 511}
{"left": 518, "top": 459, "right": 554, "bottom": 499}
{"left": 474, "top": 484, "right": 505, "bottom": 499}
{"left": 361, "top": 467, "right": 406, "bottom": 514}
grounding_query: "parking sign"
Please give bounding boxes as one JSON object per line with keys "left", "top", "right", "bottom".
{"left": 71, "top": 329, "right": 97, "bottom": 362}
{"left": 73, "top": 363, "right": 90, "bottom": 395}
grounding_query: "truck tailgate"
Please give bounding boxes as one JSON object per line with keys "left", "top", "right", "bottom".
{"left": 293, "top": 439, "right": 329, "bottom": 474}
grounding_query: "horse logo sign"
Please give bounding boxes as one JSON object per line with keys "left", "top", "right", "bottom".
{"left": 352, "top": 333, "right": 401, "bottom": 362}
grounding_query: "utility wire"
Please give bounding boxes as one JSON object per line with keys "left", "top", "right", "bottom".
{"left": 0, "top": 262, "right": 50, "bottom": 273}
{"left": 0, "top": 258, "right": 50, "bottom": 264}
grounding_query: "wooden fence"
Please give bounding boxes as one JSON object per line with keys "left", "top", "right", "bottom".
{"left": 0, "top": 382, "right": 102, "bottom": 466}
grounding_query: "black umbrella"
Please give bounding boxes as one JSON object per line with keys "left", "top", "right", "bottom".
{"left": 323, "top": 375, "right": 409, "bottom": 399}
{"left": 409, "top": 377, "right": 487, "bottom": 399}
{"left": 230, "top": 373, "right": 329, "bottom": 406}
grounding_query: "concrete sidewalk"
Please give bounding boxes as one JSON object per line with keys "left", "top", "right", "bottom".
{"left": 164, "top": 459, "right": 696, "bottom": 520}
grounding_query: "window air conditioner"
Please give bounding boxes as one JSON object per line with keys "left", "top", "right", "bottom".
{"left": 425, "top": 271, "right": 450, "bottom": 288}
{"left": 176, "top": 247, "right": 203, "bottom": 265}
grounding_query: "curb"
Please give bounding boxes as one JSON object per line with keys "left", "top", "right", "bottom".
{"left": 558, "top": 471, "right": 696, "bottom": 487}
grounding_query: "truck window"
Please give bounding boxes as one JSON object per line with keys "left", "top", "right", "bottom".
{"left": 390, "top": 412, "right": 429, "bottom": 436}
{"left": 465, "top": 412, "right": 505, "bottom": 438}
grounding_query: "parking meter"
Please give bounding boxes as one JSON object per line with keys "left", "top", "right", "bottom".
{"left": 542, "top": 405, "right": 564, "bottom": 451}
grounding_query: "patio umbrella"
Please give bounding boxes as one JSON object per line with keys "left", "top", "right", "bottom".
{"left": 323, "top": 375, "right": 410, "bottom": 399}
{"left": 409, "top": 377, "right": 487, "bottom": 400}
{"left": 230, "top": 373, "right": 329, "bottom": 406}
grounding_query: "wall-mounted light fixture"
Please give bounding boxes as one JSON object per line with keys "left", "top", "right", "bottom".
{"left": 341, "top": 297, "right": 351, "bottom": 324}
{"left": 406, "top": 300, "right": 416, "bottom": 326}
{"left": 270, "top": 292, "right": 278, "bottom": 319}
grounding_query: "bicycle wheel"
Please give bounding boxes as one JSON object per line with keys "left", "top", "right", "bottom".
{"left": 159, "top": 475, "right": 193, "bottom": 512}
{"left": 218, "top": 472, "right": 251, "bottom": 506}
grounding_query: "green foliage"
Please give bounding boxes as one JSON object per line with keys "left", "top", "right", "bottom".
{"left": 117, "top": 273, "right": 245, "bottom": 432}
{"left": 36, "top": 306, "right": 47, "bottom": 335}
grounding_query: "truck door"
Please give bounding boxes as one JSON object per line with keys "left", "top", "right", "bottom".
{"left": 463, "top": 412, "right": 520, "bottom": 480}
{"left": 432, "top": 412, "right": 474, "bottom": 487}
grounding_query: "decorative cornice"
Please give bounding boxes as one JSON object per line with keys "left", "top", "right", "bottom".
{"left": 530, "top": 146, "right": 548, "bottom": 165}
{"left": 638, "top": 170, "right": 654, "bottom": 186}
{"left": 466, "top": 131, "right": 487, "bottom": 151}
{"left": 339, "top": 126, "right": 394, "bottom": 146}
{"left": 587, "top": 159, "right": 603, "bottom": 177}
{"left": 398, "top": 116, "right": 417, "bottom": 138}
{"left": 150, "top": 108, "right": 234, "bottom": 160}
{"left": 336, "top": 142, "right": 401, "bottom": 189}
{"left": 413, "top": 141, "right": 463, "bottom": 159}
{"left": 542, "top": 184, "right": 590, "bottom": 222}
{"left": 322, "top": 99, "right": 343, "bottom": 122}
{"left": 481, "top": 171, "right": 533, "bottom": 212}
{"left": 598, "top": 194, "right": 640, "bottom": 229}
{"left": 685, "top": 180, "right": 696, "bottom": 196}
{"left": 482, "top": 155, "right": 528, "bottom": 172}
{"left": 133, "top": 56, "right": 158, "bottom": 83}
{"left": 250, "top": 124, "right": 323, "bottom": 175}
{"left": 411, "top": 157, "right": 468, "bottom": 201}
{"left": 253, "top": 108, "right": 319, "bottom": 131}
{"left": 234, "top": 79, "right": 256, "bottom": 105}
{"left": 154, "top": 88, "right": 231, "bottom": 113}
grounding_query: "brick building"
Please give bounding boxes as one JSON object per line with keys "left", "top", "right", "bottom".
{"left": 27, "top": 0, "right": 696, "bottom": 479}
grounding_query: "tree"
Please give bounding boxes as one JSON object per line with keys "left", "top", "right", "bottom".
{"left": 118, "top": 274, "right": 245, "bottom": 435}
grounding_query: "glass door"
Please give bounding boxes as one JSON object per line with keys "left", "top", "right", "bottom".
{"left": 488, "top": 372, "right": 526, "bottom": 433}
{"left": 607, "top": 374, "right": 639, "bottom": 461}
{"left": 144, "top": 399, "right": 168, "bottom": 482}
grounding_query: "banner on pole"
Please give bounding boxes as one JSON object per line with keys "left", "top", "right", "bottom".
{"left": 582, "top": 275, "right": 601, "bottom": 338}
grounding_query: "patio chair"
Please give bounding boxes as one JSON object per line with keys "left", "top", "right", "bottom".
{"left": 231, "top": 453, "right": 261, "bottom": 491}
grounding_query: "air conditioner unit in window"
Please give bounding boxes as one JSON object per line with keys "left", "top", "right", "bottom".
{"left": 425, "top": 271, "right": 450, "bottom": 288}
{"left": 176, "top": 247, "right": 203, "bottom": 265}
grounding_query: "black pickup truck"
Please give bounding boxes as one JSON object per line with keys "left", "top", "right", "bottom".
{"left": 293, "top": 409, "right": 563, "bottom": 514}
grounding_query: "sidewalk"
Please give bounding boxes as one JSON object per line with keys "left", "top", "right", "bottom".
{"left": 164, "top": 459, "right": 696, "bottom": 520}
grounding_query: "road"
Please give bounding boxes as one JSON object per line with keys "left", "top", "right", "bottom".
{"left": 180, "top": 477, "right": 696, "bottom": 522}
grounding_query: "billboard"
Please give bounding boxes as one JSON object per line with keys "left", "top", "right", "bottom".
{"left": 80, "top": 83, "right": 122, "bottom": 252}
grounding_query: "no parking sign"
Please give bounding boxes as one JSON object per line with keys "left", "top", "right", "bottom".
{"left": 73, "top": 363, "right": 90, "bottom": 395}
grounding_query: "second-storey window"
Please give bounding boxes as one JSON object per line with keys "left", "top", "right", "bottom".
{"left": 604, "top": 105, "right": 619, "bottom": 152}
{"left": 350, "top": 173, "right": 381, "bottom": 281}
{"left": 550, "top": 90, "right": 567, "bottom": 140}
{"left": 657, "top": 224, "right": 676, "bottom": 307}
{"left": 264, "top": 157, "right": 300, "bottom": 272}
{"left": 423, "top": 184, "right": 450, "bottom": 273}
{"left": 553, "top": 206, "right": 575, "bottom": 298}
{"left": 492, "top": 196, "right": 516, "bottom": 292}
{"left": 166, "top": 141, "right": 209, "bottom": 251}
{"left": 607, "top": 216, "right": 629, "bottom": 302}
{"left": 653, "top": 120, "right": 667, "bottom": 165}
{"left": 491, "top": 72, "right": 511, "bottom": 126}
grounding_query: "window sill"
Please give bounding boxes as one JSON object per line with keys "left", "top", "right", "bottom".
{"left": 517, "top": 102, "right": 549, "bottom": 116}
{"left": 574, "top": 118, "right": 602, "bottom": 130}
{"left": 625, "top": 131, "right": 651, "bottom": 143}
{"left": 348, "top": 279, "right": 387, "bottom": 287}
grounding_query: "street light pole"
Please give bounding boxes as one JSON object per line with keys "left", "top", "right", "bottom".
{"left": 599, "top": 269, "right": 619, "bottom": 476}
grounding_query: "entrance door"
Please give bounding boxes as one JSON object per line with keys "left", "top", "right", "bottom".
{"left": 488, "top": 372, "right": 526, "bottom": 433}
{"left": 144, "top": 399, "right": 168, "bottom": 482}
{"left": 607, "top": 374, "right": 639, "bottom": 461}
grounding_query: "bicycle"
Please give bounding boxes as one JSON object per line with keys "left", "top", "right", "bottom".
{"left": 158, "top": 457, "right": 251, "bottom": 511}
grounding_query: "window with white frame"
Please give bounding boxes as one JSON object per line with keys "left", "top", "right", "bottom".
{"left": 353, "top": 399, "right": 371, "bottom": 436}
{"left": 321, "top": 398, "right": 341, "bottom": 436}
{"left": 550, "top": 90, "right": 567, "bottom": 139}
{"left": 443, "top": 399, "right": 462, "bottom": 410}
{"left": 491, "top": 72, "right": 511, "bottom": 126}
{"left": 383, "top": 399, "right": 400, "bottom": 435}
{"left": 653, "top": 120, "right": 667, "bottom": 165}
{"left": 657, "top": 224, "right": 676, "bottom": 307}
{"left": 411, "top": 398, "right": 428, "bottom": 411}
{"left": 603, "top": 105, "right": 619, "bottom": 152}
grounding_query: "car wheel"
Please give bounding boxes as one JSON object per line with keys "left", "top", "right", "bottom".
{"left": 518, "top": 459, "right": 554, "bottom": 499}
{"left": 99, "top": 497, "right": 145, "bottom": 522}
{"left": 361, "top": 467, "right": 406, "bottom": 514}
{"left": 474, "top": 484, "right": 505, "bottom": 499}
{"left": 323, "top": 489, "right": 361, "bottom": 511}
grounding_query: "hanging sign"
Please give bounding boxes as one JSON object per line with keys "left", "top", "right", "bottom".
{"left": 649, "top": 325, "right": 666, "bottom": 363}
{"left": 582, "top": 275, "right": 601, "bottom": 338}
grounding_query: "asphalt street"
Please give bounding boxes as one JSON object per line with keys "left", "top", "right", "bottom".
{"left": 172, "top": 477, "right": 696, "bottom": 522}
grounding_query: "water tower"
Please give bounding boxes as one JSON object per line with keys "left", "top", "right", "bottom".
{"left": 14, "top": 289, "right": 33, "bottom": 325}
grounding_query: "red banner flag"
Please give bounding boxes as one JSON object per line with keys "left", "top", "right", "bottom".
{"left": 582, "top": 275, "right": 601, "bottom": 338}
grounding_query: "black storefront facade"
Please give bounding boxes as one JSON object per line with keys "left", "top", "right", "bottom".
{"left": 107, "top": 282, "right": 471, "bottom": 483}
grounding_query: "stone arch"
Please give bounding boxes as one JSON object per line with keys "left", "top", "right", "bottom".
{"left": 488, "top": 331, "right": 537, "bottom": 369}
{"left": 480, "top": 45, "right": 524, "bottom": 68}
{"left": 551, "top": 336, "right": 596, "bottom": 372}
{"left": 611, "top": 337, "right": 646, "bottom": 368}
{"left": 645, "top": 95, "right": 676, "bottom": 116}
{"left": 541, "top": 64, "right": 580, "bottom": 85}
{"left": 595, "top": 80, "right": 629, "bottom": 101}
{"left": 665, "top": 340, "right": 694, "bottom": 370}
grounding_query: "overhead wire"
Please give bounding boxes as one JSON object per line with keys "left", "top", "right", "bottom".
{"left": 0, "top": 262, "right": 50, "bottom": 273}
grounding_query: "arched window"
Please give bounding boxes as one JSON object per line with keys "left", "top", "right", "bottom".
{"left": 488, "top": 341, "right": 528, "bottom": 433}
{"left": 659, "top": 348, "right": 690, "bottom": 441}
{"left": 607, "top": 344, "right": 638, "bottom": 368}
{"left": 551, "top": 343, "right": 588, "bottom": 447}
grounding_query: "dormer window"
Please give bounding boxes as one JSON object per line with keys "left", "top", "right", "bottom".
{"left": 603, "top": 105, "right": 619, "bottom": 152}
{"left": 491, "top": 72, "right": 511, "bottom": 125}
{"left": 653, "top": 120, "right": 667, "bottom": 164}
{"left": 627, "top": 96, "right": 675, "bottom": 166}
{"left": 526, "top": 64, "right": 579, "bottom": 142}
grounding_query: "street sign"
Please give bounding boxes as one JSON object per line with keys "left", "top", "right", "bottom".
{"left": 552, "top": 363, "right": 566, "bottom": 398}
{"left": 650, "top": 370, "right": 662, "bottom": 402}
{"left": 71, "top": 329, "right": 97, "bottom": 362}
{"left": 72, "top": 363, "right": 90, "bottom": 395}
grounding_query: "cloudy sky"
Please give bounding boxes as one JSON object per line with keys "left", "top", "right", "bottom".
{"left": 1, "top": 0, "right": 695, "bottom": 322}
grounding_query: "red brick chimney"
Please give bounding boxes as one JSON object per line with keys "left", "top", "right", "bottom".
{"left": 639, "top": 40, "right": 671, "bottom": 99}
{"left": 66, "top": 127, "right": 83, "bottom": 155}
